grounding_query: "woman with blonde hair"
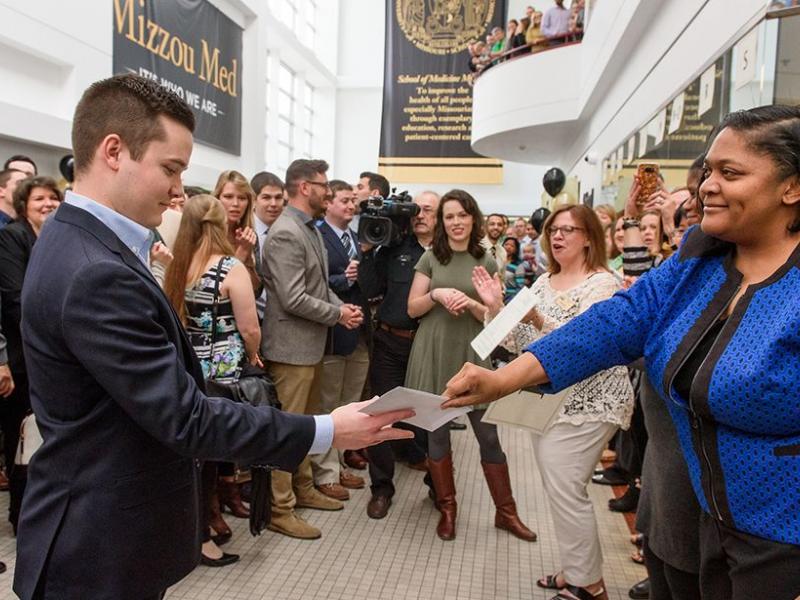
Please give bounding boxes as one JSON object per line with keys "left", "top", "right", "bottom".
{"left": 164, "top": 195, "right": 263, "bottom": 568}
{"left": 473, "top": 203, "right": 634, "bottom": 600}
{"left": 213, "top": 170, "right": 260, "bottom": 290}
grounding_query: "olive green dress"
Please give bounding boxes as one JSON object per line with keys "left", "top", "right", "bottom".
{"left": 405, "top": 249, "right": 497, "bottom": 409}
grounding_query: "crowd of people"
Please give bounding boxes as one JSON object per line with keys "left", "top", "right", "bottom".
{"left": 468, "top": 1, "right": 586, "bottom": 76}
{"left": 0, "top": 73, "right": 798, "bottom": 600}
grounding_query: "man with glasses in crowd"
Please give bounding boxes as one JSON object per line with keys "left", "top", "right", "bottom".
{"left": 260, "top": 159, "right": 365, "bottom": 540}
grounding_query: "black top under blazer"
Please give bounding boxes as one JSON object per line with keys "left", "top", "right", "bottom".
{"left": 14, "top": 203, "right": 316, "bottom": 600}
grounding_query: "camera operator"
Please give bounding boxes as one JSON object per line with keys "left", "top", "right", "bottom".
{"left": 358, "top": 190, "right": 439, "bottom": 519}
{"left": 352, "top": 172, "right": 390, "bottom": 235}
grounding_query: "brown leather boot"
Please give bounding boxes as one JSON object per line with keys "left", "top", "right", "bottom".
{"left": 427, "top": 453, "right": 457, "bottom": 541}
{"left": 218, "top": 478, "right": 250, "bottom": 519}
{"left": 481, "top": 461, "right": 537, "bottom": 542}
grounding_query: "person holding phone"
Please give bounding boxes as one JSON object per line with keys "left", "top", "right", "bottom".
{"left": 442, "top": 105, "right": 800, "bottom": 600}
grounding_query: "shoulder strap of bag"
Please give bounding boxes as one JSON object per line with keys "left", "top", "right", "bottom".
{"left": 208, "top": 256, "right": 227, "bottom": 382}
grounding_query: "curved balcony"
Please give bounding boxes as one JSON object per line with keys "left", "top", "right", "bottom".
{"left": 470, "top": 0, "right": 663, "bottom": 166}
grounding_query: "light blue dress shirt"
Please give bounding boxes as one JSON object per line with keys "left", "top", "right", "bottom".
{"left": 64, "top": 191, "right": 334, "bottom": 454}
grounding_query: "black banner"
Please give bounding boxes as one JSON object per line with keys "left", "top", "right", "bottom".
{"left": 113, "top": 0, "right": 243, "bottom": 155}
{"left": 379, "top": 0, "right": 505, "bottom": 184}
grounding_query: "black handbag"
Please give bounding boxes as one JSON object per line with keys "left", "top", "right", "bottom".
{"left": 205, "top": 257, "right": 280, "bottom": 536}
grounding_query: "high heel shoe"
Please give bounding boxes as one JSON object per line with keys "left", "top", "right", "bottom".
{"left": 218, "top": 478, "right": 250, "bottom": 518}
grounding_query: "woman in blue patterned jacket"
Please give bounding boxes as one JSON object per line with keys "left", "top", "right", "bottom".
{"left": 443, "top": 105, "right": 800, "bottom": 600}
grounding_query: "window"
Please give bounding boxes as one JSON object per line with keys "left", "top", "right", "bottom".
{"left": 270, "top": 0, "right": 317, "bottom": 50}
{"left": 301, "top": 82, "right": 314, "bottom": 158}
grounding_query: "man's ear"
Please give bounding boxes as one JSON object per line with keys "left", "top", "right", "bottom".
{"left": 97, "top": 134, "right": 124, "bottom": 172}
{"left": 782, "top": 176, "right": 800, "bottom": 208}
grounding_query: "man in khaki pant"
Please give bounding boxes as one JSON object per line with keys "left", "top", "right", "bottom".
{"left": 260, "top": 159, "right": 363, "bottom": 539}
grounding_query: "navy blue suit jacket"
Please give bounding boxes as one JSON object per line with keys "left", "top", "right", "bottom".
{"left": 14, "top": 203, "right": 316, "bottom": 600}
{"left": 317, "top": 221, "right": 370, "bottom": 356}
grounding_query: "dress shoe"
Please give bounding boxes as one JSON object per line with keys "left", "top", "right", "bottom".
{"left": 316, "top": 482, "right": 349, "bottom": 501}
{"left": 449, "top": 420, "right": 467, "bottom": 430}
{"left": 267, "top": 512, "right": 321, "bottom": 539}
{"left": 344, "top": 449, "right": 368, "bottom": 470}
{"left": 0, "top": 561, "right": 6, "bottom": 574}
{"left": 592, "top": 468, "right": 628, "bottom": 486}
{"left": 609, "top": 485, "right": 640, "bottom": 513}
{"left": 628, "top": 577, "right": 650, "bottom": 599}
{"left": 406, "top": 460, "right": 428, "bottom": 472}
{"left": 200, "top": 551, "right": 239, "bottom": 567}
{"left": 339, "top": 470, "right": 365, "bottom": 489}
{"left": 366, "top": 495, "right": 392, "bottom": 519}
{"left": 0, "top": 470, "right": 9, "bottom": 492}
{"left": 295, "top": 489, "right": 344, "bottom": 511}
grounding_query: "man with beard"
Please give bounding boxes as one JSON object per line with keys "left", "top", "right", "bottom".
{"left": 260, "top": 159, "right": 365, "bottom": 539}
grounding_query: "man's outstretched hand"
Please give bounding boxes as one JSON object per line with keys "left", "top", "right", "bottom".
{"left": 441, "top": 362, "right": 504, "bottom": 409}
{"left": 331, "top": 399, "right": 415, "bottom": 450}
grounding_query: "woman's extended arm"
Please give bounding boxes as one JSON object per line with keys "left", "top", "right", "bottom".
{"left": 442, "top": 352, "right": 547, "bottom": 408}
{"left": 224, "top": 261, "right": 262, "bottom": 365}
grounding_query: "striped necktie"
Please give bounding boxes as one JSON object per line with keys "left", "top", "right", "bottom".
{"left": 341, "top": 231, "right": 356, "bottom": 259}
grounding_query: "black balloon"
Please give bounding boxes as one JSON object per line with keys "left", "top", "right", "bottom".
{"left": 59, "top": 154, "right": 74, "bottom": 183}
{"left": 530, "top": 207, "right": 551, "bottom": 235}
{"left": 542, "top": 167, "right": 566, "bottom": 197}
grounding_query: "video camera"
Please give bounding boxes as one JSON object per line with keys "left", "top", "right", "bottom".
{"left": 357, "top": 191, "right": 419, "bottom": 247}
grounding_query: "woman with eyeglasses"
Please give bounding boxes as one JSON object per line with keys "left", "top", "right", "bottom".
{"left": 445, "top": 105, "right": 800, "bottom": 600}
{"left": 473, "top": 203, "right": 634, "bottom": 600}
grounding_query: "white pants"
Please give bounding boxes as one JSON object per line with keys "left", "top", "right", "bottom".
{"left": 531, "top": 420, "right": 618, "bottom": 587}
{"left": 311, "top": 339, "right": 370, "bottom": 485}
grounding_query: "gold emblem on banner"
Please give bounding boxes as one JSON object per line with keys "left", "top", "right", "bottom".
{"left": 396, "top": 0, "right": 496, "bottom": 55}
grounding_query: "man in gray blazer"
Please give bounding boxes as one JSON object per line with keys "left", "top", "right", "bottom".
{"left": 261, "top": 159, "right": 364, "bottom": 539}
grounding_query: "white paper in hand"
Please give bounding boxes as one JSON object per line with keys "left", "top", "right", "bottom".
{"left": 471, "top": 286, "right": 537, "bottom": 360}
{"left": 359, "top": 387, "right": 470, "bottom": 432}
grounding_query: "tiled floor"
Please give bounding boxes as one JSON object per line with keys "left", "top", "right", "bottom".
{"left": 0, "top": 424, "right": 645, "bottom": 599}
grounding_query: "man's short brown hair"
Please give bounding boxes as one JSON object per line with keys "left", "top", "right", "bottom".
{"left": 329, "top": 179, "right": 352, "bottom": 195}
{"left": 285, "top": 159, "right": 329, "bottom": 196}
{"left": 71, "top": 74, "right": 195, "bottom": 176}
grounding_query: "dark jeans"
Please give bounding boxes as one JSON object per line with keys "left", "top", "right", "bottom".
{"left": 699, "top": 512, "right": 800, "bottom": 600}
{"left": 643, "top": 537, "right": 701, "bottom": 600}
{"left": 366, "top": 328, "right": 428, "bottom": 497}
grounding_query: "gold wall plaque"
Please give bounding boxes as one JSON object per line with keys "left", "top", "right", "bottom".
{"left": 396, "top": 0, "right": 497, "bottom": 55}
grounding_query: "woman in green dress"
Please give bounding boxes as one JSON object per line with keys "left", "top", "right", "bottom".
{"left": 406, "top": 189, "right": 536, "bottom": 543}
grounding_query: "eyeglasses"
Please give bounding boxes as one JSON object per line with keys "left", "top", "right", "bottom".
{"left": 304, "top": 180, "right": 331, "bottom": 190}
{"left": 546, "top": 225, "right": 584, "bottom": 237}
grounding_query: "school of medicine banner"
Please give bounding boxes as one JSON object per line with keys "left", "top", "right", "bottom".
{"left": 113, "top": 0, "right": 243, "bottom": 155}
{"left": 379, "top": 0, "right": 505, "bottom": 184}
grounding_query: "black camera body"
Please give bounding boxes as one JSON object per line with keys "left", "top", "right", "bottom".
{"left": 357, "top": 191, "right": 419, "bottom": 247}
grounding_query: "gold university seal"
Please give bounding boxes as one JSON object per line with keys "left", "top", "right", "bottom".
{"left": 396, "top": 0, "right": 497, "bottom": 55}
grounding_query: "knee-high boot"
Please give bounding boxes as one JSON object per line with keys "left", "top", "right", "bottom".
{"left": 427, "top": 453, "right": 456, "bottom": 541}
{"left": 481, "top": 461, "right": 537, "bottom": 542}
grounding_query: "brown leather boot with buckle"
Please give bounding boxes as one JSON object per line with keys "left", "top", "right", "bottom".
{"left": 427, "top": 453, "right": 457, "bottom": 541}
{"left": 481, "top": 461, "right": 537, "bottom": 542}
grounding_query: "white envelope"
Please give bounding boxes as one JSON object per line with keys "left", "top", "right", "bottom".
{"left": 481, "top": 386, "right": 573, "bottom": 435}
{"left": 359, "top": 386, "right": 471, "bottom": 432}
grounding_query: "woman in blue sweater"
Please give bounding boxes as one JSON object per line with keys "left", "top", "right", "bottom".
{"left": 443, "top": 105, "right": 800, "bottom": 600}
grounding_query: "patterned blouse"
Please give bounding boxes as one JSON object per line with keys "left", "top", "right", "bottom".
{"left": 185, "top": 256, "right": 246, "bottom": 384}
{"left": 514, "top": 271, "right": 634, "bottom": 429}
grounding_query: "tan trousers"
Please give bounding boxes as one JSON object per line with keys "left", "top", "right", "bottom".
{"left": 311, "top": 339, "right": 370, "bottom": 485}
{"left": 268, "top": 361, "right": 322, "bottom": 516}
{"left": 530, "top": 420, "right": 618, "bottom": 587}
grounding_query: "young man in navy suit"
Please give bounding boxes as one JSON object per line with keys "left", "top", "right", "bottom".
{"left": 13, "top": 74, "right": 413, "bottom": 600}
{"left": 311, "top": 180, "right": 372, "bottom": 499}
